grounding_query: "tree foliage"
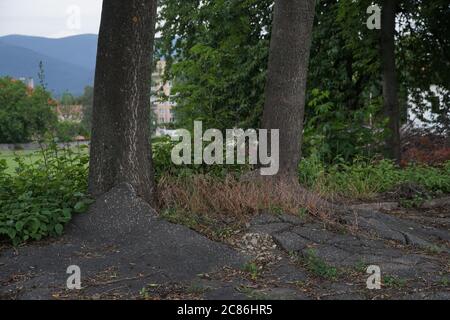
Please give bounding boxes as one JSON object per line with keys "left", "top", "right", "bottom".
{"left": 78, "top": 86, "right": 94, "bottom": 135}
{"left": 0, "top": 77, "right": 57, "bottom": 143}
{"left": 157, "top": 0, "right": 450, "bottom": 162}
{"left": 157, "top": 0, "right": 272, "bottom": 130}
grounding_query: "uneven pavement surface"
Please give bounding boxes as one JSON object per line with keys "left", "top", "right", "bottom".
{"left": 244, "top": 210, "right": 449, "bottom": 299}
{"left": 0, "top": 186, "right": 449, "bottom": 300}
{"left": 0, "top": 184, "right": 246, "bottom": 299}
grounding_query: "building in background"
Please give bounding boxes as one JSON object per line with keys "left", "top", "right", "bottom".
{"left": 18, "top": 77, "right": 34, "bottom": 90}
{"left": 151, "top": 60, "right": 176, "bottom": 125}
{"left": 55, "top": 104, "right": 83, "bottom": 122}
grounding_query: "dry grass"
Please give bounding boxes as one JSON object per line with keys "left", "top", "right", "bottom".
{"left": 157, "top": 174, "right": 331, "bottom": 221}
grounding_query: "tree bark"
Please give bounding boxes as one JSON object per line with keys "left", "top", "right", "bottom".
{"left": 88, "top": 0, "right": 157, "bottom": 205}
{"left": 261, "top": 0, "right": 316, "bottom": 177}
{"left": 381, "top": 0, "right": 401, "bottom": 163}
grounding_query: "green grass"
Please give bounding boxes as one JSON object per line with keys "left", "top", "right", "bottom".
{"left": 0, "top": 150, "right": 43, "bottom": 175}
{"left": 0, "top": 147, "right": 89, "bottom": 175}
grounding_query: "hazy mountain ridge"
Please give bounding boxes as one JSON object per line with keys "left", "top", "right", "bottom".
{"left": 0, "top": 34, "right": 98, "bottom": 96}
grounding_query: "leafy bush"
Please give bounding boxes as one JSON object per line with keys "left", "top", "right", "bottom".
{"left": 298, "top": 152, "right": 327, "bottom": 189}
{"left": 303, "top": 88, "right": 385, "bottom": 163}
{"left": 0, "top": 144, "right": 92, "bottom": 245}
{"left": 401, "top": 162, "right": 450, "bottom": 194}
{"left": 55, "top": 121, "right": 89, "bottom": 142}
{"left": 152, "top": 136, "right": 250, "bottom": 179}
{"left": 0, "top": 77, "right": 58, "bottom": 143}
{"left": 325, "top": 158, "right": 401, "bottom": 198}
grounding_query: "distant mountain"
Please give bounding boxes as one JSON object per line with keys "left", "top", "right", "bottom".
{"left": 0, "top": 34, "right": 98, "bottom": 70}
{"left": 0, "top": 34, "right": 98, "bottom": 96}
{"left": 0, "top": 42, "right": 93, "bottom": 96}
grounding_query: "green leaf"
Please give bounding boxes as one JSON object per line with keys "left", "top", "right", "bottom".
{"left": 7, "top": 228, "right": 16, "bottom": 240}
{"left": 54, "top": 224, "right": 64, "bottom": 235}
{"left": 74, "top": 201, "right": 86, "bottom": 213}
{"left": 15, "top": 221, "right": 25, "bottom": 231}
{"left": 62, "top": 208, "right": 72, "bottom": 218}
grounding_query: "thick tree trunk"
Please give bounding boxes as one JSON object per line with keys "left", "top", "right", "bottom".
{"left": 381, "top": 0, "right": 401, "bottom": 163}
{"left": 261, "top": 0, "right": 316, "bottom": 177}
{"left": 88, "top": 0, "right": 157, "bottom": 205}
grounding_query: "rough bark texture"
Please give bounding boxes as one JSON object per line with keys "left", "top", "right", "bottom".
{"left": 261, "top": 0, "right": 316, "bottom": 177}
{"left": 381, "top": 0, "right": 401, "bottom": 163}
{"left": 89, "top": 0, "right": 157, "bottom": 205}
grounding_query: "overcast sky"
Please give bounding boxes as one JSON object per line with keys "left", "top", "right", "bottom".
{"left": 0, "top": 0, "right": 103, "bottom": 38}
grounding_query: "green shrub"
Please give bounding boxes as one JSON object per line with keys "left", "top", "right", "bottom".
{"left": 303, "top": 88, "right": 385, "bottom": 163}
{"left": 326, "top": 158, "right": 401, "bottom": 198}
{"left": 299, "top": 154, "right": 450, "bottom": 199}
{"left": 0, "top": 143, "right": 92, "bottom": 245}
{"left": 298, "top": 152, "right": 327, "bottom": 188}
{"left": 152, "top": 136, "right": 250, "bottom": 179}
{"left": 401, "top": 162, "right": 450, "bottom": 194}
{"left": 0, "top": 77, "right": 58, "bottom": 143}
{"left": 55, "top": 121, "right": 89, "bottom": 142}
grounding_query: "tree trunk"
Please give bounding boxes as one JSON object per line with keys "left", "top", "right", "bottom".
{"left": 261, "top": 0, "right": 316, "bottom": 177}
{"left": 88, "top": 0, "right": 157, "bottom": 205}
{"left": 381, "top": 0, "right": 401, "bottom": 163}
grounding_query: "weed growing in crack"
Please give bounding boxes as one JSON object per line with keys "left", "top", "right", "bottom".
{"left": 424, "top": 244, "right": 445, "bottom": 255}
{"left": 355, "top": 259, "right": 369, "bottom": 273}
{"left": 297, "top": 207, "right": 309, "bottom": 220}
{"left": 303, "top": 249, "right": 338, "bottom": 280}
{"left": 236, "top": 285, "right": 268, "bottom": 300}
{"left": 186, "top": 283, "right": 208, "bottom": 295}
{"left": 383, "top": 275, "right": 407, "bottom": 288}
{"left": 439, "top": 276, "right": 449, "bottom": 287}
{"left": 243, "top": 262, "right": 261, "bottom": 280}
{"left": 139, "top": 287, "right": 151, "bottom": 299}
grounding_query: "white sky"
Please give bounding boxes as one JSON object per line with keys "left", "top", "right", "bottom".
{"left": 0, "top": 0, "right": 103, "bottom": 38}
